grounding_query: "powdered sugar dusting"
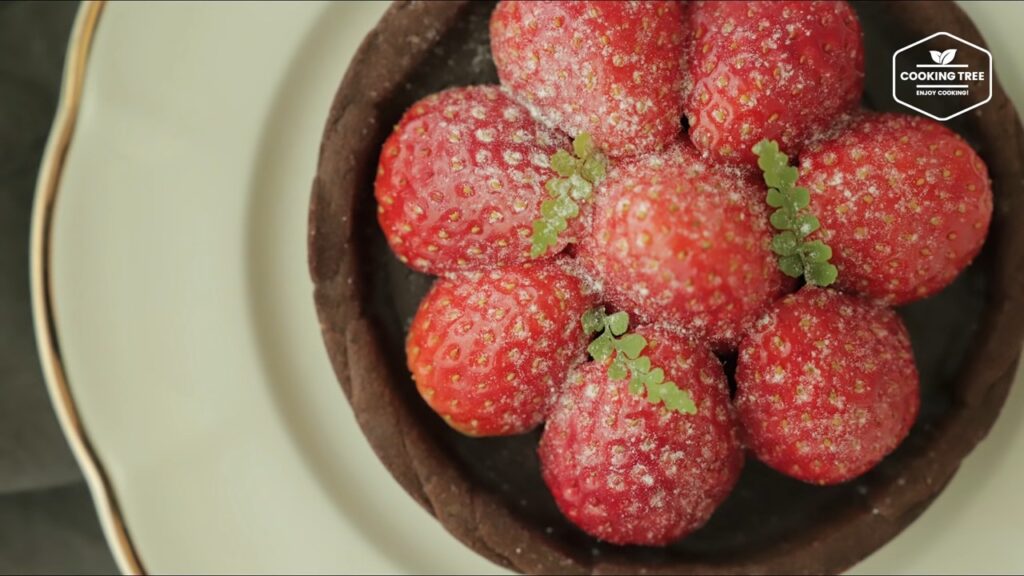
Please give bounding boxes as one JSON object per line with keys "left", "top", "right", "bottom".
{"left": 539, "top": 325, "right": 743, "bottom": 545}
{"left": 375, "top": 85, "right": 573, "bottom": 275}
{"left": 406, "top": 260, "right": 595, "bottom": 436}
{"left": 579, "top": 141, "right": 792, "bottom": 351}
{"left": 801, "top": 112, "right": 993, "bottom": 304}
{"left": 735, "top": 287, "right": 920, "bottom": 485}
{"left": 686, "top": 0, "right": 863, "bottom": 166}
{"left": 491, "top": 1, "right": 688, "bottom": 158}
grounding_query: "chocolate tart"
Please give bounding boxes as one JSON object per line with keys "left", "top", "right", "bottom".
{"left": 308, "top": 2, "right": 1024, "bottom": 573}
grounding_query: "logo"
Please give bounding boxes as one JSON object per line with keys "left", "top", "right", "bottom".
{"left": 892, "top": 32, "right": 992, "bottom": 121}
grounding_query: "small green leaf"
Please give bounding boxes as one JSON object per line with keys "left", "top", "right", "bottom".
{"left": 573, "top": 133, "right": 594, "bottom": 158}
{"left": 617, "top": 334, "right": 647, "bottom": 359}
{"left": 646, "top": 367, "right": 665, "bottom": 385}
{"left": 755, "top": 140, "right": 782, "bottom": 179}
{"left": 587, "top": 333, "right": 614, "bottom": 362}
{"left": 550, "top": 150, "right": 576, "bottom": 177}
{"left": 674, "top": 390, "right": 698, "bottom": 415}
{"left": 645, "top": 381, "right": 664, "bottom": 404}
{"left": 751, "top": 139, "right": 774, "bottom": 158}
{"left": 553, "top": 195, "right": 579, "bottom": 219}
{"left": 801, "top": 240, "right": 832, "bottom": 263}
{"left": 578, "top": 310, "right": 694, "bottom": 416}
{"left": 530, "top": 132, "right": 606, "bottom": 259}
{"left": 771, "top": 231, "right": 799, "bottom": 256}
{"left": 806, "top": 262, "right": 839, "bottom": 287}
{"left": 791, "top": 186, "right": 811, "bottom": 209}
{"left": 755, "top": 139, "right": 839, "bottom": 286}
{"left": 530, "top": 219, "right": 557, "bottom": 257}
{"left": 661, "top": 386, "right": 681, "bottom": 411}
{"left": 632, "top": 356, "right": 651, "bottom": 373}
{"left": 540, "top": 198, "right": 558, "bottom": 219}
{"left": 795, "top": 214, "right": 820, "bottom": 235}
{"left": 607, "top": 311, "right": 629, "bottom": 336}
{"left": 546, "top": 177, "right": 571, "bottom": 198}
{"left": 766, "top": 188, "right": 786, "bottom": 208}
{"left": 756, "top": 140, "right": 795, "bottom": 190}
{"left": 608, "top": 358, "right": 628, "bottom": 380}
{"left": 777, "top": 165, "right": 799, "bottom": 188}
{"left": 581, "top": 154, "right": 606, "bottom": 183}
{"left": 581, "top": 307, "right": 605, "bottom": 335}
{"left": 778, "top": 254, "right": 804, "bottom": 278}
{"left": 568, "top": 173, "right": 593, "bottom": 201}
{"left": 770, "top": 208, "right": 794, "bottom": 230}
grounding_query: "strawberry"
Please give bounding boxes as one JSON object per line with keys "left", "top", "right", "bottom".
{"left": 579, "top": 141, "right": 792, "bottom": 351}
{"left": 406, "top": 260, "right": 594, "bottom": 436}
{"left": 539, "top": 325, "right": 743, "bottom": 546}
{"left": 375, "top": 85, "right": 573, "bottom": 275}
{"left": 686, "top": 0, "right": 863, "bottom": 167}
{"left": 490, "top": 0, "right": 688, "bottom": 158}
{"left": 735, "top": 287, "right": 920, "bottom": 485}
{"left": 800, "top": 112, "right": 993, "bottom": 304}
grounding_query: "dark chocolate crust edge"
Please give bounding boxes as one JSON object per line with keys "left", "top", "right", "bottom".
{"left": 309, "top": 1, "right": 1024, "bottom": 574}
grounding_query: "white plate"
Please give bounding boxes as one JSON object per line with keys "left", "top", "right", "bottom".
{"left": 30, "top": 1, "right": 1024, "bottom": 574}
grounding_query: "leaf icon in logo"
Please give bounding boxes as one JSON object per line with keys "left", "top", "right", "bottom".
{"left": 930, "top": 49, "right": 958, "bottom": 65}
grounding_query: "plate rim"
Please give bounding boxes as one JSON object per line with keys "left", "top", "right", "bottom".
{"left": 27, "top": 2, "right": 142, "bottom": 574}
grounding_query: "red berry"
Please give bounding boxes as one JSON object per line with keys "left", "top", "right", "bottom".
{"left": 540, "top": 325, "right": 742, "bottom": 546}
{"left": 579, "top": 142, "right": 791, "bottom": 351}
{"left": 375, "top": 85, "right": 573, "bottom": 274}
{"left": 801, "top": 112, "right": 993, "bottom": 304}
{"left": 735, "top": 287, "right": 919, "bottom": 485}
{"left": 686, "top": 0, "right": 863, "bottom": 166}
{"left": 491, "top": 0, "right": 688, "bottom": 158}
{"left": 406, "top": 260, "right": 595, "bottom": 436}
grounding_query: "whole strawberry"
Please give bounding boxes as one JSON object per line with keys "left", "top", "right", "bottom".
{"left": 579, "top": 142, "right": 792, "bottom": 351}
{"left": 539, "top": 325, "right": 743, "bottom": 546}
{"left": 406, "top": 260, "right": 594, "bottom": 436}
{"left": 735, "top": 287, "right": 920, "bottom": 485}
{"left": 801, "top": 112, "right": 992, "bottom": 304}
{"left": 490, "top": 0, "right": 687, "bottom": 158}
{"left": 686, "top": 0, "right": 863, "bottom": 166}
{"left": 375, "top": 85, "right": 572, "bottom": 274}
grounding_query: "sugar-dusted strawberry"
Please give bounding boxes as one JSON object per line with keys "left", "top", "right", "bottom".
{"left": 406, "top": 260, "right": 594, "bottom": 436}
{"left": 800, "top": 112, "right": 993, "bottom": 304}
{"left": 375, "top": 85, "right": 573, "bottom": 274}
{"left": 579, "top": 142, "right": 792, "bottom": 351}
{"left": 686, "top": 0, "right": 863, "bottom": 166}
{"left": 735, "top": 287, "right": 920, "bottom": 485}
{"left": 490, "top": 0, "right": 688, "bottom": 158}
{"left": 539, "top": 324, "right": 743, "bottom": 546}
